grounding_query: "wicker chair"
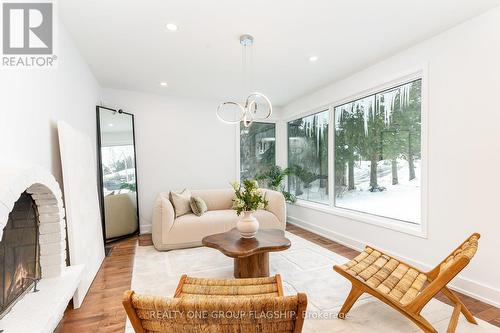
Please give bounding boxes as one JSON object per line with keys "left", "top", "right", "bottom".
{"left": 123, "top": 274, "right": 307, "bottom": 333}
{"left": 334, "top": 233, "right": 480, "bottom": 333}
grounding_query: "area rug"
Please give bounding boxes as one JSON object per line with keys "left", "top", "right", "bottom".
{"left": 127, "top": 232, "right": 499, "bottom": 332}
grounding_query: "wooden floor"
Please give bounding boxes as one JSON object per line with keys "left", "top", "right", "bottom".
{"left": 286, "top": 224, "right": 500, "bottom": 328}
{"left": 55, "top": 237, "right": 136, "bottom": 333}
{"left": 55, "top": 224, "right": 500, "bottom": 332}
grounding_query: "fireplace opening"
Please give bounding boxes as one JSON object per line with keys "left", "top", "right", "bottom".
{"left": 0, "top": 191, "right": 40, "bottom": 319}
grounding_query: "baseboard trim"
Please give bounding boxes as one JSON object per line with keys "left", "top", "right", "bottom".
{"left": 287, "top": 215, "right": 500, "bottom": 308}
{"left": 288, "top": 216, "right": 365, "bottom": 251}
{"left": 140, "top": 223, "right": 152, "bottom": 234}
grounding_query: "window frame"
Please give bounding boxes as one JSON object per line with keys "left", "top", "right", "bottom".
{"left": 284, "top": 67, "right": 428, "bottom": 238}
{"left": 333, "top": 78, "right": 422, "bottom": 225}
{"left": 236, "top": 120, "right": 278, "bottom": 182}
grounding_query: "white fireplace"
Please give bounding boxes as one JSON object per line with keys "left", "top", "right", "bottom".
{"left": 0, "top": 164, "right": 83, "bottom": 333}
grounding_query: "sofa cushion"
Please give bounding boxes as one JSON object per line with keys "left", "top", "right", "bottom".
{"left": 190, "top": 189, "right": 234, "bottom": 211}
{"left": 190, "top": 196, "right": 208, "bottom": 216}
{"left": 170, "top": 189, "right": 192, "bottom": 218}
{"left": 171, "top": 209, "right": 282, "bottom": 242}
{"left": 168, "top": 212, "right": 226, "bottom": 244}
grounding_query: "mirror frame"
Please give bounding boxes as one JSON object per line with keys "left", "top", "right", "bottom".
{"left": 96, "top": 106, "right": 140, "bottom": 243}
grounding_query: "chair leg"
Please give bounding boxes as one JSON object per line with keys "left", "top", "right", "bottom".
{"left": 407, "top": 313, "right": 438, "bottom": 333}
{"left": 441, "top": 287, "right": 478, "bottom": 325}
{"left": 338, "top": 285, "right": 364, "bottom": 319}
{"left": 447, "top": 303, "right": 462, "bottom": 333}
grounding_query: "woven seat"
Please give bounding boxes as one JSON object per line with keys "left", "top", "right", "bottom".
{"left": 341, "top": 247, "right": 428, "bottom": 305}
{"left": 123, "top": 274, "right": 307, "bottom": 333}
{"left": 334, "top": 233, "right": 480, "bottom": 333}
{"left": 174, "top": 274, "right": 283, "bottom": 298}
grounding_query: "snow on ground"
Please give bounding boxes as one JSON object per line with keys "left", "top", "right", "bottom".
{"left": 295, "top": 184, "right": 329, "bottom": 204}
{"left": 293, "top": 159, "right": 421, "bottom": 224}
{"left": 336, "top": 159, "right": 421, "bottom": 223}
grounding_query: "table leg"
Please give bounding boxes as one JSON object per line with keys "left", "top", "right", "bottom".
{"left": 234, "top": 253, "right": 269, "bottom": 278}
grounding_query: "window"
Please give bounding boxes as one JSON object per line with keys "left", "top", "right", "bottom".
{"left": 287, "top": 110, "right": 329, "bottom": 204}
{"left": 101, "top": 145, "right": 136, "bottom": 195}
{"left": 240, "top": 122, "right": 276, "bottom": 180}
{"left": 334, "top": 79, "right": 422, "bottom": 223}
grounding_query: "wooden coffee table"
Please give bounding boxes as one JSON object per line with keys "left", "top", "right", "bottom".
{"left": 202, "top": 228, "right": 291, "bottom": 278}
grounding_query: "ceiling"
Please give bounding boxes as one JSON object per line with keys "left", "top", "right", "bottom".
{"left": 60, "top": 0, "right": 500, "bottom": 106}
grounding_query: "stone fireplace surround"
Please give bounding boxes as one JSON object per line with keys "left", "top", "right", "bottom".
{"left": 0, "top": 164, "right": 83, "bottom": 333}
{"left": 0, "top": 166, "right": 66, "bottom": 278}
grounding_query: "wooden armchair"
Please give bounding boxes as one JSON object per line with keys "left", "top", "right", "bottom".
{"left": 333, "top": 233, "right": 480, "bottom": 333}
{"left": 123, "top": 274, "right": 307, "bottom": 333}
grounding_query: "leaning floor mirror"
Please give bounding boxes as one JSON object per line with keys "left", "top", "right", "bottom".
{"left": 96, "top": 106, "right": 139, "bottom": 243}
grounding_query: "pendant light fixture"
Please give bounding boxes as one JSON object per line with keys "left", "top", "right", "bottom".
{"left": 216, "top": 34, "right": 272, "bottom": 127}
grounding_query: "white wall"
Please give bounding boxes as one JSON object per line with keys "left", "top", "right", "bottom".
{"left": 0, "top": 19, "right": 101, "bottom": 307}
{"left": 0, "top": 24, "right": 100, "bottom": 183}
{"left": 100, "top": 89, "right": 239, "bottom": 233}
{"left": 281, "top": 7, "right": 500, "bottom": 306}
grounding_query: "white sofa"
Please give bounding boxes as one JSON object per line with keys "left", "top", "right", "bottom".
{"left": 104, "top": 192, "right": 137, "bottom": 239}
{"left": 152, "top": 188, "right": 286, "bottom": 251}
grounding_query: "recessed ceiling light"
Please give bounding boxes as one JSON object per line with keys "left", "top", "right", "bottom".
{"left": 309, "top": 56, "right": 318, "bottom": 62}
{"left": 108, "top": 123, "right": 114, "bottom": 127}
{"left": 160, "top": 82, "right": 168, "bottom": 87}
{"left": 166, "top": 23, "right": 178, "bottom": 31}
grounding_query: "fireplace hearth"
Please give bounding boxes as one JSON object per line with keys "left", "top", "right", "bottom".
{"left": 0, "top": 192, "right": 40, "bottom": 319}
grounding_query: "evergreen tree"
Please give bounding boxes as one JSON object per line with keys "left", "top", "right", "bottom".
{"left": 379, "top": 91, "right": 406, "bottom": 185}
{"left": 344, "top": 107, "right": 365, "bottom": 190}
{"left": 390, "top": 80, "right": 422, "bottom": 181}
{"left": 240, "top": 122, "right": 275, "bottom": 180}
{"left": 334, "top": 117, "right": 347, "bottom": 190}
{"left": 335, "top": 106, "right": 365, "bottom": 193}
{"left": 287, "top": 112, "right": 328, "bottom": 200}
{"left": 357, "top": 99, "right": 385, "bottom": 192}
{"left": 333, "top": 79, "right": 421, "bottom": 195}
{"left": 381, "top": 129, "right": 403, "bottom": 185}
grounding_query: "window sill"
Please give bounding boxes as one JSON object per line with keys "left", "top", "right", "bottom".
{"left": 289, "top": 199, "right": 427, "bottom": 239}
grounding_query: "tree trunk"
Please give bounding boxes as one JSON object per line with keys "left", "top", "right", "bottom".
{"left": 369, "top": 155, "right": 378, "bottom": 191}
{"left": 391, "top": 159, "right": 398, "bottom": 185}
{"left": 408, "top": 154, "right": 416, "bottom": 180}
{"left": 295, "top": 178, "right": 303, "bottom": 196}
{"left": 341, "top": 163, "right": 347, "bottom": 186}
{"left": 348, "top": 160, "right": 355, "bottom": 190}
{"left": 335, "top": 163, "right": 346, "bottom": 186}
{"left": 245, "top": 127, "right": 256, "bottom": 179}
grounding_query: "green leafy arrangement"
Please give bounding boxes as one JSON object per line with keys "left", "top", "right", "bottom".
{"left": 120, "top": 183, "right": 136, "bottom": 192}
{"left": 231, "top": 179, "right": 268, "bottom": 216}
{"left": 256, "top": 165, "right": 296, "bottom": 204}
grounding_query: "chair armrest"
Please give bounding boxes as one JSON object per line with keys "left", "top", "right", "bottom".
{"left": 122, "top": 291, "right": 145, "bottom": 333}
{"left": 152, "top": 192, "right": 175, "bottom": 250}
{"left": 263, "top": 189, "right": 286, "bottom": 230}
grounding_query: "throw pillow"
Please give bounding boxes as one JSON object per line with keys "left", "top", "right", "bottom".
{"left": 169, "top": 189, "right": 192, "bottom": 218}
{"left": 190, "top": 196, "right": 208, "bottom": 216}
